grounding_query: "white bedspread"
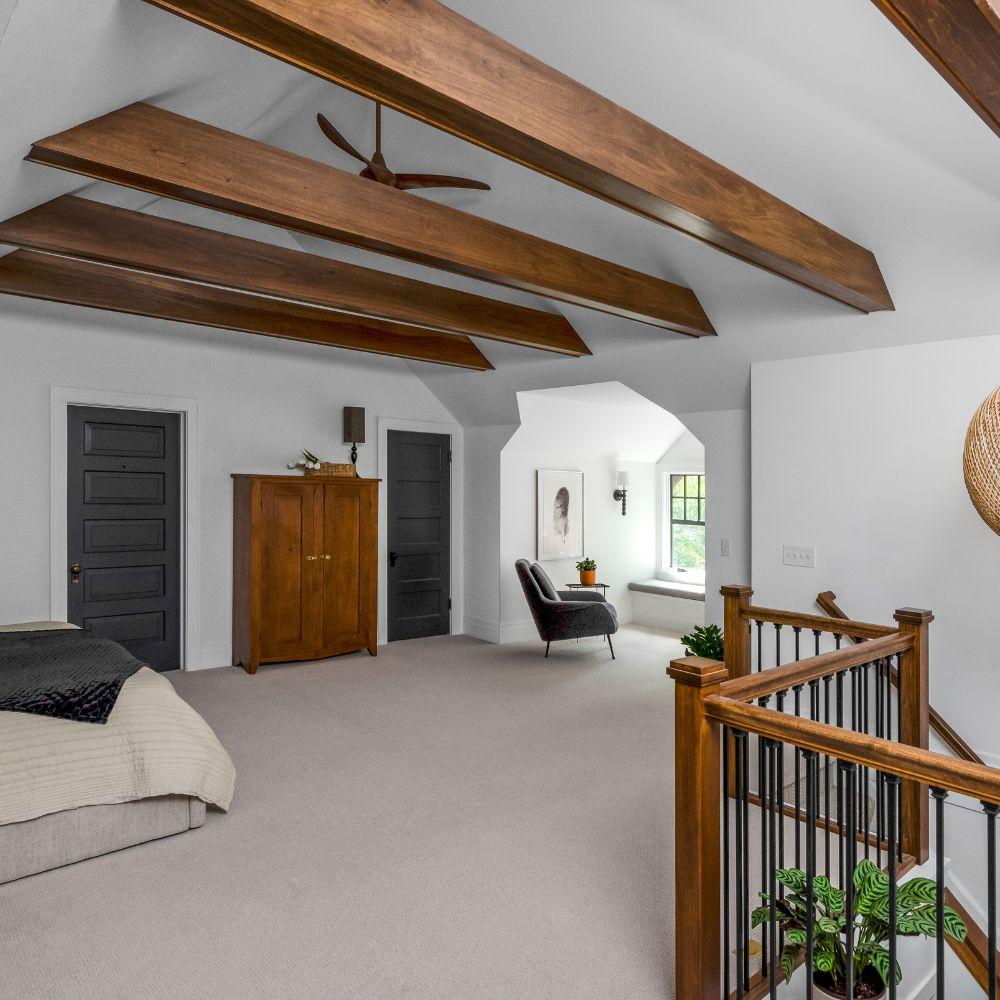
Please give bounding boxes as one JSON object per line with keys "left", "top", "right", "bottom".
{"left": 0, "top": 666, "right": 235, "bottom": 825}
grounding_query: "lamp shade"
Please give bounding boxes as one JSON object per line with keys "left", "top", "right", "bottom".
{"left": 964, "top": 386, "right": 1000, "bottom": 536}
{"left": 616, "top": 470, "right": 630, "bottom": 487}
{"left": 343, "top": 406, "right": 366, "bottom": 444}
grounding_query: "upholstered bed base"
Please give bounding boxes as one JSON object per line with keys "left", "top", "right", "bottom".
{"left": 0, "top": 796, "right": 206, "bottom": 884}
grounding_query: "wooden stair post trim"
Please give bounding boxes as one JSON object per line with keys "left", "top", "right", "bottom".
{"left": 0, "top": 250, "right": 493, "bottom": 370}
{"left": 668, "top": 656, "right": 728, "bottom": 1000}
{"left": 139, "top": 0, "right": 893, "bottom": 313}
{"left": 26, "top": 103, "right": 715, "bottom": 336}
{"left": 721, "top": 584, "right": 753, "bottom": 680}
{"left": 817, "top": 591, "right": 985, "bottom": 767}
{"left": 0, "top": 195, "right": 591, "bottom": 355}
{"left": 893, "top": 608, "right": 932, "bottom": 865}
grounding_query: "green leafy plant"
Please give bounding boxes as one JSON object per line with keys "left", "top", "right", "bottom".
{"left": 575, "top": 558, "right": 597, "bottom": 571}
{"left": 752, "top": 860, "right": 967, "bottom": 994}
{"left": 680, "top": 623, "right": 724, "bottom": 660}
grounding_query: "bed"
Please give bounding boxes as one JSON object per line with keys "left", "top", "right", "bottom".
{"left": 0, "top": 621, "right": 235, "bottom": 883}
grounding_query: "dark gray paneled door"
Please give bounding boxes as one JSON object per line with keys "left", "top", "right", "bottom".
{"left": 387, "top": 430, "right": 451, "bottom": 641}
{"left": 67, "top": 406, "right": 181, "bottom": 671}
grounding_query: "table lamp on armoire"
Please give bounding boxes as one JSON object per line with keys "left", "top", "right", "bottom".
{"left": 343, "top": 406, "right": 366, "bottom": 468}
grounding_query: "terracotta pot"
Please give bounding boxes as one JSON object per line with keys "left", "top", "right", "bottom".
{"left": 813, "top": 968, "right": 886, "bottom": 1000}
{"left": 579, "top": 569, "right": 597, "bottom": 586}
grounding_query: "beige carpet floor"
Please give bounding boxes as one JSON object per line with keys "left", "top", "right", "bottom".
{"left": 1, "top": 626, "right": 684, "bottom": 1000}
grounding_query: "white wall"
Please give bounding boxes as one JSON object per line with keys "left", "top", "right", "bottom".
{"left": 681, "top": 409, "right": 751, "bottom": 628}
{"left": 751, "top": 335, "right": 1000, "bottom": 760}
{"left": 0, "top": 297, "right": 456, "bottom": 668}
{"left": 496, "top": 384, "right": 684, "bottom": 642}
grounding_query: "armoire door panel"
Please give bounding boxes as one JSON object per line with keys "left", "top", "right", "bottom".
{"left": 323, "top": 486, "right": 362, "bottom": 648}
{"left": 261, "top": 482, "right": 322, "bottom": 659}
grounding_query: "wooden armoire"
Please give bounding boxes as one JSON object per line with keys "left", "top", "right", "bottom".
{"left": 232, "top": 474, "right": 378, "bottom": 674}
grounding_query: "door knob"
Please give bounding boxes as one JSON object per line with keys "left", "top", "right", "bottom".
{"left": 69, "top": 562, "right": 82, "bottom": 584}
{"left": 389, "top": 550, "right": 398, "bottom": 567}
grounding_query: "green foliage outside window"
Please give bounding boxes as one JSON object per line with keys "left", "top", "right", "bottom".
{"left": 669, "top": 474, "right": 706, "bottom": 571}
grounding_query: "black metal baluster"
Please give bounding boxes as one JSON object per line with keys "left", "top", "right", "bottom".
{"left": 758, "top": 726, "right": 769, "bottom": 976}
{"left": 794, "top": 626, "right": 801, "bottom": 662}
{"left": 775, "top": 623, "right": 782, "bottom": 667}
{"left": 756, "top": 620, "right": 763, "bottom": 672}
{"left": 862, "top": 661, "right": 871, "bottom": 860}
{"left": 887, "top": 774, "right": 900, "bottom": 1000}
{"left": 723, "top": 725, "right": 731, "bottom": 1000}
{"left": 805, "top": 750, "right": 818, "bottom": 1000}
{"left": 741, "top": 729, "right": 750, "bottom": 993}
{"left": 835, "top": 632, "right": 843, "bottom": 651}
{"left": 776, "top": 691, "right": 786, "bottom": 879}
{"left": 838, "top": 762, "right": 846, "bottom": 889}
{"left": 895, "top": 654, "right": 903, "bottom": 862}
{"left": 876, "top": 659, "right": 884, "bottom": 869}
{"left": 813, "top": 629, "right": 821, "bottom": 657}
{"left": 932, "top": 787, "right": 947, "bottom": 1000}
{"left": 767, "top": 740, "right": 779, "bottom": 999}
{"left": 794, "top": 684, "right": 803, "bottom": 870}
{"left": 824, "top": 674, "right": 832, "bottom": 880}
{"left": 843, "top": 762, "right": 858, "bottom": 1000}
{"left": 984, "top": 801, "right": 997, "bottom": 1000}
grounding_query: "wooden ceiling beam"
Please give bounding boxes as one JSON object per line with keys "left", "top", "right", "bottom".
{"left": 0, "top": 196, "right": 589, "bottom": 355}
{"left": 870, "top": 0, "right": 1000, "bottom": 139}
{"left": 138, "top": 0, "right": 892, "bottom": 314}
{"left": 0, "top": 250, "right": 494, "bottom": 370}
{"left": 26, "top": 103, "right": 713, "bottom": 336}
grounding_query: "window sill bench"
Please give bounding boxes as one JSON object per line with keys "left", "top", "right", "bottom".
{"left": 627, "top": 579, "right": 706, "bottom": 602}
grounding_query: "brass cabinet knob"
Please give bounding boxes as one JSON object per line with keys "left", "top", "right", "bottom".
{"left": 323, "top": 554, "right": 332, "bottom": 560}
{"left": 305, "top": 555, "right": 318, "bottom": 561}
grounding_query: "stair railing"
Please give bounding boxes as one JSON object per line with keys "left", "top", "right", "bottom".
{"left": 672, "top": 586, "right": 1000, "bottom": 1000}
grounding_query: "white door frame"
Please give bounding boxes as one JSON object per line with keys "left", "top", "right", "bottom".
{"left": 377, "top": 416, "right": 463, "bottom": 647}
{"left": 49, "top": 387, "right": 201, "bottom": 669}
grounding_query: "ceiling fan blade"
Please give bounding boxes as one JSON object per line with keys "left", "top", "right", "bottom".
{"left": 316, "top": 113, "right": 371, "bottom": 166}
{"left": 394, "top": 174, "right": 492, "bottom": 191}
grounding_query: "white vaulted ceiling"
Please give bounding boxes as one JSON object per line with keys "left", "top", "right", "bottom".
{"left": 1, "top": 0, "right": 999, "bottom": 425}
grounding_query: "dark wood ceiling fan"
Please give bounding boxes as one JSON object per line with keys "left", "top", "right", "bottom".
{"left": 316, "top": 101, "right": 491, "bottom": 192}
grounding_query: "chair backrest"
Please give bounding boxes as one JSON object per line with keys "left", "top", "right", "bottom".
{"left": 515, "top": 558, "right": 553, "bottom": 639}
{"left": 529, "top": 562, "right": 560, "bottom": 600}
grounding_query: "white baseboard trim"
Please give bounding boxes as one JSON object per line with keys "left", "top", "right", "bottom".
{"left": 463, "top": 616, "right": 501, "bottom": 644}
{"left": 195, "top": 642, "right": 232, "bottom": 670}
{"left": 499, "top": 619, "right": 540, "bottom": 644}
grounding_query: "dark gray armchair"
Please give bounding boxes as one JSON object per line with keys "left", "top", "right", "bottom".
{"left": 515, "top": 559, "right": 619, "bottom": 659}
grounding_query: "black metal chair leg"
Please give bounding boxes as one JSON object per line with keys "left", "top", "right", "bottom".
{"left": 545, "top": 641, "right": 550, "bottom": 658}
{"left": 607, "top": 634, "right": 615, "bottom": 660}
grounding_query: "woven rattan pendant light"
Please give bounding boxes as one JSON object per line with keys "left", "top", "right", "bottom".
{"left": 964, "top": 386, "right": 1000, "bottom": 536}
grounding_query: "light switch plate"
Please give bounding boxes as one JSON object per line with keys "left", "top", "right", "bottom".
{"left": 782, "top": 544, "right": 816, "bottom": 569}
{"left": 721, "top": 537, "right": 731, "bottom": 557}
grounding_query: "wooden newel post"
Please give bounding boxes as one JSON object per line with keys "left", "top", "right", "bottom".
{"left": 894, "top": 607, "right": 933, "bottom": 864}
{"left": 721, "top": 584, "right": 752, "bottom": 680}
{"left": 668, "top": 655, "right": 728, "bottom": 1000}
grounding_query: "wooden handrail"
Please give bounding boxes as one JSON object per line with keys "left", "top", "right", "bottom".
{"left": 817, "top": 591, "right": 985, "bottom": 767}
{"left": 717, "top": 632, "right": 913, "bottom": 702}
{"left": 705, "top": 696, "right": 1000, "bottom": 805}
{"left": 744, "top": 603, "right": 897, "bottom": 640}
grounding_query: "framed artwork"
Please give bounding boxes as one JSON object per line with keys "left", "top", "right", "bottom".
{"left": 536, "top": 469, "right": 584, "bottom": 561}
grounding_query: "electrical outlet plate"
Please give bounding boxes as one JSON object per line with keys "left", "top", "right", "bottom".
{"left": 782, "top": 544, "right": 816, "bottom": 569}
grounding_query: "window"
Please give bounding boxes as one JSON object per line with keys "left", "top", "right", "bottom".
{"left": 667, "top": 474, "right": 706, "bottom": 573}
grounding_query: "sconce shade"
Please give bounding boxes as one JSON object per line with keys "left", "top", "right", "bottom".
{"left": 616, "top": 470, "right": 630, "bottom": 487}
{"left": 343, "top": 406, "right": 366, "bottom": 444}
{"left": 964, "top": 386, "right": 1000, "bottom": 535}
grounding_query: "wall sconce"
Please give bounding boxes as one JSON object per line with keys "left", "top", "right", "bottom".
{"left": 612, "top": 470, "right": 629, "bottom": 516}
{"left": 343, "top": 406, "right": 366, "bottom": 466}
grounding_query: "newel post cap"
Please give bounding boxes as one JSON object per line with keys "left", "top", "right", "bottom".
{"left": 668, "top": 656, "right": 728, "bottom": 687}
{"left": 720, "top": 584, "right": 752, "bottom": 599}
{"left": 893, "top": 607, "right": 935, "bottom": 626}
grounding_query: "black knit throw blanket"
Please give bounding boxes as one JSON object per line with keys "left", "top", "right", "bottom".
{"left": 0, "top": 629, "right": 145, "bottom": 724}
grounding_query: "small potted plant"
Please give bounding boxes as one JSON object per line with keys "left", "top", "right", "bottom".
{"left": 576, "top": 557, "right": 597, "bottom": 586}
{"left": 753, "top": 859, "right": 967, "bottom": 997}
{"left": 680, "top": 624, "right": 724, "bottom": 660}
